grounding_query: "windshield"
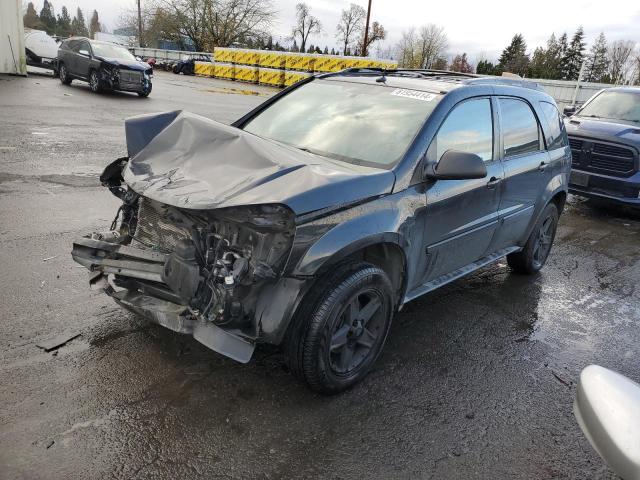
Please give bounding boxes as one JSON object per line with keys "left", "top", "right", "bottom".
{"left": 578, "top": 91, "right": 640, "bottom": 123}
{"left": 91, "top": 43, "right": 136, "bottom": 61}
{"left": 242, "top": 80, "right": 441, "bottom": 168}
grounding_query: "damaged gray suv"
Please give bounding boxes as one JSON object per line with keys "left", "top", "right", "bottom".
{"left": 72, "top": 69, "right": 570, "bottom": 393}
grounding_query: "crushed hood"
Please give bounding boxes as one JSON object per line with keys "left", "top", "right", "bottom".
{"left": 122, "top": 111, "right": 395, "bottom": 215}
{"left": 97, "top": 57, "right": 151, "bottom": 72}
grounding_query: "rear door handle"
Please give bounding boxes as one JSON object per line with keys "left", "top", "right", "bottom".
{"left": 538, "top": 161, "right": 548, "bottom": 172}
{"left": 487, "top": 176, "right": 501, "bottom": 188}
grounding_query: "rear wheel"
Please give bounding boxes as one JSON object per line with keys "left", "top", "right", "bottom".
{"left": 89, "top": 69, "right": 102, "bottom": 93}
{"left": 507, "top": 203, "right": 559, "bottom": 274}
{"left": 59, "top": 63, "right": 71, "bottom": 85}
{"left": 285, "top": 262, "right": 395, "bottom": 394}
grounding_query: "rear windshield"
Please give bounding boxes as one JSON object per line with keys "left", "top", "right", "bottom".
{"left": 242, "top": 79, "right": 441, "bottom": 168}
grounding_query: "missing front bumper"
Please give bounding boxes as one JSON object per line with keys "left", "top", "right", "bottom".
{"left": 72, "top": 236, "right": 255, "bottom": 363}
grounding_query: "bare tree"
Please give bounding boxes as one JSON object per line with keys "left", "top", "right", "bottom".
{"left": 395, "top": 27, "right": 417, "bottom": 68}
{"left": 149, "top": 0, "right": 275, "bottom": 50}
{"left": 360, "top": 21, "right": 385, "bottom": 56}
{"left": 395, "top": 24, "right": 448, "bottom": 68}
{"left": 608, "top": 40, "right": 636, "bottom": 84}
{"left": 291, "top": 3, "right": 321, "bottom": 53}
{"left": 416, "top": 24, "right": 448, "bottom": 68}
{"left": 335, "top": 3, "right": 365, "bottom": 55}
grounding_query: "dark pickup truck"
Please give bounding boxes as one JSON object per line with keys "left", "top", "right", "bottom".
{"left": 564, "top": 87, "right": 640, "bottom": 206}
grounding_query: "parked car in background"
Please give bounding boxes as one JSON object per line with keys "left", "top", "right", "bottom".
{"left": 173, "top": 53, "right": 213, "bottom": 75}
{"left": 57, "top": 37, "right": 153, "bottom": 97}
{"left": 564, "top": 87, "right": 640, "bottom": 206}
{"left": 72, "top": 70, "right": 570, "bottom": 393}
{"left": 24, "top": 29, "right": 59, "bottom": 72}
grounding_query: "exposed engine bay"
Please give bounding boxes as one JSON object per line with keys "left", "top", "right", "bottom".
{"left": 72, "top": 156, "right": 296, "bottom": 361}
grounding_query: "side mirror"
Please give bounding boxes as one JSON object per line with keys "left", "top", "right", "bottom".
{"left": 563, "top": 105, "right": 577, "bottom": 116}
{"left": 79, "top": 49, "right": 90, "bottom": 57}
{"left": 425, "top": 150, "right": 487, "bottom": 180}
{"left": 574, "top": 365, "right": 640, "bottom": 479}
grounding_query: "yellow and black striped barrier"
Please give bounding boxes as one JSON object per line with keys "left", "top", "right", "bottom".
{"left": 193, "top": 47, "right": 397, "bottom": 88}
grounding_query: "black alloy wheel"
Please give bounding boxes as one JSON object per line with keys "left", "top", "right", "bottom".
{"left": 507, "top": 202, "right": 559, "bottom": 274}
{"left": 285, "top": 262, "right": 395, "bottom": 394}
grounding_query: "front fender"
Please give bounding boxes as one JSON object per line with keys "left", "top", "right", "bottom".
{"left": 287, "top": 189, "right": 425, "bottom": 278}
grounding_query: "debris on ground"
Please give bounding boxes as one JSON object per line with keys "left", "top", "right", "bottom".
{"left": 36, "top": 331, "right": 81, "bottom": 352}
{"left": 46, "top": 440, "right": 54, "bottom": 449}
{"left": 551, "top": 370, "right": 572, "bottom": 387}
{"left": 43, "top": 255, "right": 58, "bottom": 262}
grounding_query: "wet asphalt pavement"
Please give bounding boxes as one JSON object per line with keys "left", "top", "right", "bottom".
{"left": 1, "top": 71, "right": 639, "bottom": 480}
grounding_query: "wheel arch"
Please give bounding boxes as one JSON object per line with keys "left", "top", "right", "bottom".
{"left": 298, "top": 234, "right": 408, "bottom": 308}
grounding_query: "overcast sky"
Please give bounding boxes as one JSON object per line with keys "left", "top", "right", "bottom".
{"left": 29, "top": 0, "right": 640, "bottom": 62}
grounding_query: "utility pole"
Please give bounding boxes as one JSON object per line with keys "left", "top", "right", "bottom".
{"left": 571, "top": 60, "right": 587, "bottom": 106}
{"left": 362, "top": 0, "right": 371, "bottom": 57}
{"left": 137, "top": 0, "right": 143, "bottom": 47}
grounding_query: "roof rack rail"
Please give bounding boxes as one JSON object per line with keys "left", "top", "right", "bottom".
{"left": 466, "top": 77, "right": 544, "bottom": 91}
{"left": 331, "top": 68, "right": 479, "bottom": 79}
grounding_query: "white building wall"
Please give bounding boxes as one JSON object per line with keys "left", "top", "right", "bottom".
{"left": 0, "top": 0, "right": 27, "bottom": 75}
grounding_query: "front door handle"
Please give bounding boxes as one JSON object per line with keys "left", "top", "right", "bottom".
{"left": 487, "top": 176, "right": 502, "bottom": 188}
{"left": 538, "top": 161, "right": 548, "bottom": 172}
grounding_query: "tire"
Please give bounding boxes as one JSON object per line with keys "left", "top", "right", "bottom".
{"left": 58, "top": 63, "right": 72, "bottom": 85}
{"left": 285, "top": 262, "right": 395, "bottom": 394}
{"left": 138, "top": 80, "right": 152, "bottom": 98}
{"left": 507, "top": 203, "right": 559, "bottom": 274}
{"left": 89, "top": 69, "right": 102, "bottom": 93}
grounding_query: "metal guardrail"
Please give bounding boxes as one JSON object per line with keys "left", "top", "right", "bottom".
{"left": 531, "top": 78, "right": 610, "bottom": 108}
{"left": 130, "top": 47, "right": 212, "bottom": 61}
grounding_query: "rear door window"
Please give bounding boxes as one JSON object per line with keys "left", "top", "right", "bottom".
{"left": 499, "top": 98, "right": 541, "bottom": 157}
{"left": 431, "top": 98, "right": 494, "bottom": 162}
{"left": 539, "top": 101, "right": 568, "bottom": 149}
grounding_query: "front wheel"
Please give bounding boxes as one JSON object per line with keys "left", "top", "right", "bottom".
{"left": 285, "top": 262, "right": 395, "bottom": 394}
{"left": 89, "top": 69, "right": 102, "bottom": 93}
{"left": 59, "top": 63, "right": 72, "bottom": 85}
{"left": 138, "top": 82, "right": 152, "bottom": 98}
{"left": 507, "top": 203, "right": 559, "bottom": 274}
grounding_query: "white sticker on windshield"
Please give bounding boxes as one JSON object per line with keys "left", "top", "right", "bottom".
{"left": 391, "top": 89, "right": 437, "bottom": 102}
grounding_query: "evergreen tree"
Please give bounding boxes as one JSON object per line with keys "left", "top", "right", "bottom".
{"left": 307, "top": 44, "right": 315, "bottom": 53}
{"left": 291, "top": 39, "right": 299, "bottom": 52}
{"left": 585, "top": 32, "right": 609, "bottom": 83}
{"left": 556, "top": 32, "right": 569, "bottom": 79}
{"left": 323, "top": 46, "right": 329, "bottom": 54}
{"left": 498, "top": 34, "right": 529, "bottom": 76}
{"left": 528, "top": 47, "right": 547, "bottom": 78}
{"left": 23, "top": 2, "right": 43, "bottom": 29}
{"left": 39, "top": 0, "right": 56, "bottom": 35}
{"left": 89, "top": 10, "right": 101, "bottom": 39}
{"left": 71, "top": 8, "right": 89, "bottom": 37}
{"left": 562, "top": 26, "right": 586, "bottom": 80}
{"left": 476, "top": 59, "right": 497, "bottom": 75}
{"left": 330, "top": 47, "right": 336, "bottom": 55}
{"left": 544, "top": 33, "right": 564, "bottom": 79}
{"left": 56, "top": 6, "right": 72, "bottom": 37}
{"left": 266, "top": 36, "right": 273, "bottom": 50}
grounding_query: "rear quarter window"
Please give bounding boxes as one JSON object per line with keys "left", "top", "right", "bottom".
{"left": 539, "top": 101, "right": 568, "bottom": 150}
